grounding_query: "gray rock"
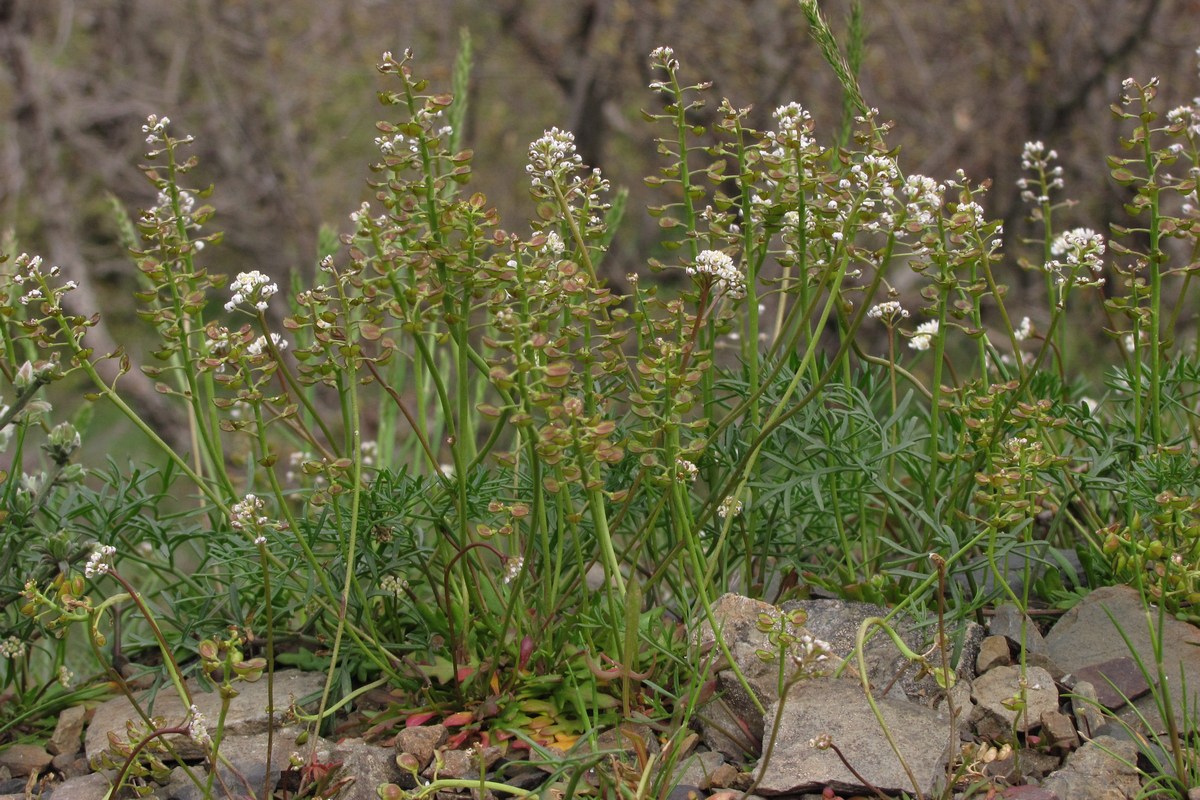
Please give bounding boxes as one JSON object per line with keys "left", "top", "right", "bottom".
{"left": 695, "top": 594, "right": 836, "bottom": 758}
{"left": 0, "top": 743, "right": 52, "bottom": 777}
{"left": 85, "top": 668, "right": 325, "bottom": 763}
{"left": 1069, "top": 657, "right": 1150, "bottom": 710}
{"left": 164, "top": 727, "right": 308, "bottom": 800}
{"left": 977, "top": 635, "right": 1013, "bottom": 674}
{"left": 163, "top": 729, "right": 401, "bottom": 800}
{"left": 396, "top": 724, "right": 447, "bottom": 770}
{"left": 422, "top": 745, "right": 502, "bottom": 781}
{"left": 47, "top": 705, "right": 86, "bottom": 757}
{"left": 1068, "top": 680, "right": 1106, "bottom": 740}
{"left": 991, "top": 604, "right": 1047, "bottom": 656}
{"left": 782, "top": 597, "right": 925, "bottom": 700}
{"left": 1044, "top": 585, "right": 1200, "bottom": 734}
{"left": 330, "top": 737, "right": 407, "bottom": 798}
{"left": 36, "top": 771, "right": 114, "bottom": 800}
{"left": 1040, "top": 710, "right": 1080, "bottom": 755}
{"left": 970, "top": 665, "right": 1059, "bottom": 733}
{"left": 754, "top": 677, "right": 952, "bottom": 797}
{"left": 1041, "top": 735, "right": 1140, "bottom": 800}
{"left": 955, "top": 621, "right": 987, "bottom": 680}
{"left": 1017, "top": 747, "right": 1063, "bottom": 780}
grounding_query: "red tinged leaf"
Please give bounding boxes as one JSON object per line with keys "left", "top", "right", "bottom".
{"left": 442, "top": 711, "right": 474, "bottom": 727}
{"left": 404, "top": 712, "right": 436, "bottom": 727}
{"left": 518, "top": 635, "right": 535, "bottom": 671}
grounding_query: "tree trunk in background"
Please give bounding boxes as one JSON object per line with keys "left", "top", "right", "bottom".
{"left": 0, "top": 0, "right": 179, "bottom": 441}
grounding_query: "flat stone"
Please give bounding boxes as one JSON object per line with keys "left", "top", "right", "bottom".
{"left": 754, "top": 677, "right": 951, "bottom": 797}
{"left": 165, "top": 729, "right": 401, "bottom": 800}
{"left": 1002, "top": 786, "right": 1062, "bottom": 799}
{"left": 695, "top": 594, "right": 790, "bottom": 757}
{"left": 47, "top": 705, "right": 87, "bottom": 757}
{"left": 991, "top": 604, "right": 1047, "bottom": 656}
{"left": 423, "top": 745, "right": 502, "bottom": 780}
{"left": 0, "top": 743, "right": 52, "bottom": 777}
{"left": 1017, "top": 747, "right": 1063, "bottom": 780}
{"left": 708, "top": 761, "right": 739, "bottom": 788}
{"left": 1041, "top": 735, "right": 1140, "bottom": 800}
{"left": 85, "top": 668, "right": 324, "bottom": 763}
{"left": 977, "top": 635, "right": 1013, "bottom": 674}
{"left": 1044, "top": 585, "right": 1200, "bottom": 733}
{"left": 329, "top": 737, "right": 406, "bottom": 799}
{"left": 782, "top": 597, "right": 924, "bottom": 699}
{"left": 36, "top": 771, "right": 114, "bottom": 800}
{"left": 1070, "top": 657, "right": 1149, "bottom": 711}
{"left": 1040, "top": 710, "right": 1080, "bottom": 755}
{"left": 971, "top": 665, "right": 1059, "bottom": 733}
{"left": 396, "top": 724, "right": 447, "bottom": 770}
{"left": 1068, "top": 680, "right": 1106, "bottom": 740}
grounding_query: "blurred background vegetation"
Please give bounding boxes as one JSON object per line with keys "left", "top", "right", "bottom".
{"left": 0, "top": 0, "right": 1194, "bottom": 427}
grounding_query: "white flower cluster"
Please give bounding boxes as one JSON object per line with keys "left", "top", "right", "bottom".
{"left": 648, "top": 45, "right": 679, "bottom": 72}
{"left": 349, "top": 201, "right": 387, "bottom": 229}
{"left": 1014, "top": 316, "right": 1034, "bottom": 342}
{"left": 526, "top": 128, "right": 583, "bottom": 188}
{"left": 539, "top": 230, "right": 566, "bottom": 257}
{"left": 718, "top": 495, "right": 743, "bottom": 519}
{"left": 230, "top": 494, "right": 275, "bottom": 544}
{"left": 503, "top": 556, "right": 524, "bottom": 585}
{"left": 769, "top": 102, "right": 816, "bottom": 150}
{"left": 688, "top": 250, "right": 745, "bottom": 300}
{"left": 85, "top": 544, "right": 117, "bottom": 578}
{"left": 0, "top": 635, "right": 26, "bottom": 659}
{"left": 675, "top": 458, "right": 699, "bottom": 484}
{"left": 142, "top": 114, "right": 170, "bottom": 145}
{"left": 908, "top": 320, "right": 940, "bottom": 351}
{"left": 10, "top": 253, "right": 78, "bottom": 308}
{"left": 187, "top": 704, "right": 212, "bottom": 747}
{"left": 867, "top": 301, "right": 909, "bottom": 324}
{"left": 246, "top": 332, "right": 288, "bottom": 358}
{"left": 1046, "top": 227, "right": 1105, "bottom": 285}
{"left": 225, "top": 270, "right": 278, "bottom": 313}
{"left": 1017, "top": 141, "right": 1065, "bottom": 205}
{"left": 380, "top": 574, "right": 409, "bottom": 598}
{"left": 1168, "top": 104, "right": 1200, "bottom": 138}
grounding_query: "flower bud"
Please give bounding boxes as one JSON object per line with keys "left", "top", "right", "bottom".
{"left": 44, "top": 422, "right": 81, "bottom": 464}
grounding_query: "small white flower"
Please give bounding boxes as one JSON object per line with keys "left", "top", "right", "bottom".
{"left": 908, "top": 320, "right": 940, "bottom": 351}
{"left": 718, "top": 495, "right": 743, "bottom": 520}
{"left": 85, "top": 544, "right": 117, "bottom": 578}
{"left": 688, "top": 250, "right": 745, "bottom": 299}
{"left": 381, "top": 575, "right": 409, "bottom": 597}
{"left": 1014, "top": 316, "right": 1034, "bottom": 342}
{"left": 187, "top": 704, "right": 212, "bottom": 747}
{"left": 867, "top": 301, "right": 909, "bottom": 323}
{"left": 503, "top": 556, "right": 524, "bottom": 585}
{"left": 675, "top": 458, "right": 699, "bottom": 484}
{"left": 526, "top": 128, "right": 582, "bottom": 186}
{"left": 230, "top": 494, "right": 270, "bottom": 533}
{"left": 0, "top": 636, "right": 26, "bottom": 659}
{"left": 246, "top": 332, "right": 288, "bottom": 357}
{"left": 225, "top": 270, "right": 279, "bottom": 313}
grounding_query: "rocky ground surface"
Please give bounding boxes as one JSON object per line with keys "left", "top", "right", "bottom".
{"left": 3, "top": 585, "right": 1200, "bottom": 799}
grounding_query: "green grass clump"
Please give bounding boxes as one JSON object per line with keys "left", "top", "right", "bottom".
{"left": 3, "top": 7, "right": 1200, "bottom": 799}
